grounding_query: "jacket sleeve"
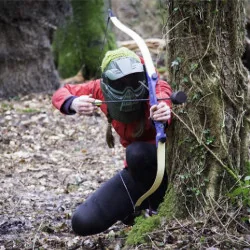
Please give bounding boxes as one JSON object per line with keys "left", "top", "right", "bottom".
{"left": 52, "top": 80, "right": 102, "bottom": 113}
{"left": 156, "top": 79, "right": 172, "bottom": 107}
{"left": 155, "top": 79, "right": 173, "bottom": 125}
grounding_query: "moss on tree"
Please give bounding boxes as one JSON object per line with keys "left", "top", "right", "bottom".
{"left": 125, "top": 185, "right": 178, "bottom": 245}
{"left": 53, "top": 0, "right": 116, "bottom": 80}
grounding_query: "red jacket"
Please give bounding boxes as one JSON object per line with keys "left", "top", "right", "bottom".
{"left": 52, "top": 79, "right": 172, "bottom": 147}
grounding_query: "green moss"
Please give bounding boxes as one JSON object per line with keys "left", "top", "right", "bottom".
{"left": 126, "top": 215, "right": 160, "bottom": 245}
{"left": 126, "top": 186, "right": 177, "bottom": 246}
{"left": 53, "top": 0, "right": 116, "bottom": 79}
{"left": 158, "top": 184, "right": 178, "bottom": 218}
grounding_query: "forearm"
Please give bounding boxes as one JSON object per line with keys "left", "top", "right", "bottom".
{"left": 52, "top": 81, "right": 98, "bottom": 112}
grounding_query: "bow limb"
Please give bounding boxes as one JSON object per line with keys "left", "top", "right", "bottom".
{"left": 109, "top": 10, "right": 155, "bottom": 76}
{"left": 109, "top": 10, "right": 166, "bottom": 208}
{"left": 108, "top": 10, "right": 166, "bottom": 145}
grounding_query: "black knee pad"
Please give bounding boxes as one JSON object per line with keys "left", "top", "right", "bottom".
{"left": 72, "top": 202, "right": 107, "bottom": 236}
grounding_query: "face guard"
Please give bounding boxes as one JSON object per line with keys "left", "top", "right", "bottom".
{"left": 101, "top": 57, "right": 148, "bottom": 123}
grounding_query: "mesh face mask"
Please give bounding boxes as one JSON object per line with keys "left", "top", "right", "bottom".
{"left": 101, "top": 57, "right": 148, "bottom": 123}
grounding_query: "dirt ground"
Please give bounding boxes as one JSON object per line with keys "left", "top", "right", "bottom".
{"left": 0, "top": 93, "right": 128, "bottom": 250}
{"left": 0, "top": 93, "right": 250, "bottom": 250}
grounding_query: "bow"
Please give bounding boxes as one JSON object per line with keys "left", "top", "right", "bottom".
{"left": 108, "top": 10, "right": 166, "bottom": 207}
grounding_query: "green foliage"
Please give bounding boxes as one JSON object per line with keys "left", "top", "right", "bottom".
{"left": 203, "top": 129, "right": 215, "bottom": 145}
{"left": 53, "top": 0, "right": 116, "bottom": 79}
{"left": 1, "top": 103, "right": 13, "bottom": 112}
{"left": 191, "top": 90, "right": 202, "bottom": 101}
{"left": 171, "top": 57, "right": 182, "bottom": 68}
{"left": 182, "top": 76, "right": 189, "bottom": 84}
{"left": 229, "top": 162, "right": 250, "bottom": 207}
{"left": 229, "top": 176, "right": 250, "bottom": 207}
{"left": 157, "top": 66, "right": 168, "bottom": 74}
{"left": 190, "top": 62, "right": 198, "bottom": 71}
{"left": 17, "top": 108, "right": 40, "bottom": 114}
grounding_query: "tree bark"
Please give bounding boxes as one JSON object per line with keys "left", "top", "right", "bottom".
{"left": 0, "top": 0, "right": 71, "bottom": 98}
{"left": 164, "top": 0, "right": 249, "bottom": 216}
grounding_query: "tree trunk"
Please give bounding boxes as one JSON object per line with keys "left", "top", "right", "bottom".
{"left": 164, "top": 0, "right": 250, "bottom": 217}
{"left": 53, "top": 0, "right": 116, "bottom": 80}
{"left": 0, "top": 0, "right": 70, "bottom": 98}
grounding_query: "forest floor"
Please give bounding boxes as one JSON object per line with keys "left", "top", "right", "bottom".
{"left": 0, "top": 93, "right": 250, "bottom": 250}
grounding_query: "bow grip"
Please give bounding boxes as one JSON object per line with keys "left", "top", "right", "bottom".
{"left": 148, "top": 73, "right": 167, "bottom": 145}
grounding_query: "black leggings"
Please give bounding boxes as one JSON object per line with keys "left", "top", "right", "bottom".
{"left": 71, "top": 142, "right": 168, "bottom": 236}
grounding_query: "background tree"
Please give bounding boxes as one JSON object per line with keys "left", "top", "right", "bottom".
{"left": 53, "top": 0, "right": 116, "bottom": 81}
{"left": 127, "top": 0, "right": 250, "bottom": 246}
{"left": 0, "top": 0, "right": 71, "bottom": 98}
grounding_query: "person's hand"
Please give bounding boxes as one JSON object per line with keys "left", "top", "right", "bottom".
{"left": 70, "top": 95, "right": 99, "bottom": 115}
{"left": 150, "top": 102, "right": 171, "bottom": 122}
